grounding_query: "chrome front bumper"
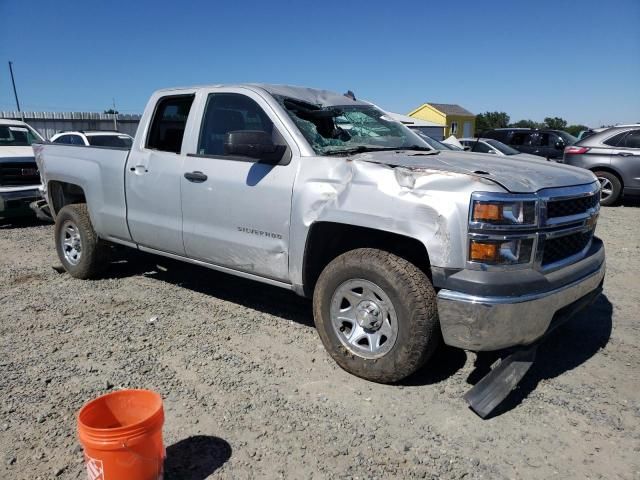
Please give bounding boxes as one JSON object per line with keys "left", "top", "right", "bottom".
{"left": 437, "top": 252, "right": 605, "bottom": 351}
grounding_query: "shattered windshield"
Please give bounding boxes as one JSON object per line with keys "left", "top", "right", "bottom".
{"left": 278, "top": 97, "right": 431, "bottom": 155}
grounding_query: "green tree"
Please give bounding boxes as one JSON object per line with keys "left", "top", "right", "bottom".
{"left": 510, "top": 119, "right": 545, "bottom": 129}
{"left": 104, "top": 108, "right": 119, "bottom": 114}
{"left": 476, "top": 111, "right": 510, "bottom": 132}
{"left": 544, "top": 117, "right": 567, "bottom": 130}
{"left": 565, "top": 124, "right": 589, "bottom": 137}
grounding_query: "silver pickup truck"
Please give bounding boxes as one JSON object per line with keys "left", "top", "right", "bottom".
{"left": 35, "top": 84, "right": 605, "bottom": 415}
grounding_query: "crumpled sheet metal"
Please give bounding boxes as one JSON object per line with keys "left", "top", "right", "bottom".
{"left": 252, "top": 84, "right": 370, "bottom": 108}
{"left": 288, "top": 156, "right": 507, "bottom": 290}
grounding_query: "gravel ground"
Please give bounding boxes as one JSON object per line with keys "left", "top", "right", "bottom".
{"left": 1, "top": 204, "right": 639, "bottom": 480}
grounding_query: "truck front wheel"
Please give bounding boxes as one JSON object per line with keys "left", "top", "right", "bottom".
{"left": 313, "top": 248, "right": 439, "bottom": 383}
{"left": 54, "top": 204, "right": 108, "bottom": 279}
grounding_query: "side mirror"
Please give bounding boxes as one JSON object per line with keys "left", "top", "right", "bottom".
{"left": 463, "top": 146, "right": 471, "bottom": 151}
{"left": 224, "top": 130, "right": 286, "bottom": 162}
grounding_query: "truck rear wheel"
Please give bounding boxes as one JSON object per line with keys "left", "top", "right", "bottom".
{"left": 54, "top": 204, "right": 108, "bottom": 279}
{"left": 313, "top": 248, "right": 439, "bottom": 383}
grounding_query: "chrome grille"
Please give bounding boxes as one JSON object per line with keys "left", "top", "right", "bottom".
{"left": 546, "top": 194, "right": 599, "bottom": 219}
{"left": 542, "top": 230, "right": 594, "bottom": 266}
{"left": 0, "top": 161, "right": 40, "bottom": 187}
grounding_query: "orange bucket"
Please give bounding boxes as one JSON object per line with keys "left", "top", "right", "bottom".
{"left": 77, "top": 389, "right": 165, "bottom": 480}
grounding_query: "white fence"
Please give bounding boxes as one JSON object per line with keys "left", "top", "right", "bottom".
{"left": 0, "top": 111, "right": 141, "bottom": 140}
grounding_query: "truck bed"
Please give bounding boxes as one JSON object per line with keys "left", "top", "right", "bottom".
{"left": 34, "top": 143, "right": 132, "bottom": 243}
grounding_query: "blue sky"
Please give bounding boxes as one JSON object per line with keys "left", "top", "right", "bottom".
{"left": 1, "top": 0, "right": 638, "bottom": 126}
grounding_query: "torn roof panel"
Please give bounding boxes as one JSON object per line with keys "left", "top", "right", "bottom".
{"left": 249, "top": 84, "right": 371, "bottom": 108}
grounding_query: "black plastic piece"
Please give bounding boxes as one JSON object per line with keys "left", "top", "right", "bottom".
{"left": 464, "top": 279, "right": 603, "bottom": 419}
{"left": 464, "top": 346, "right": 537, "bottom": 418}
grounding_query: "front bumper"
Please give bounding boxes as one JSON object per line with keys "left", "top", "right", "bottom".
{"left": 436, "top": 239, "right": 605, "bottom": 351}
{"left": 0, "top": 187, "right": 41, "bottom": 218}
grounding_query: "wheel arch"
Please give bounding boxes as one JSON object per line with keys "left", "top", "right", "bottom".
{"left": 590, "top": 166, "right": 624, "bottom": 188}
{"left": 301, "top": 221, "right": 431, "bottom": 297}
{"left": 48, "top": 180, "right": 87, "bottom": 218}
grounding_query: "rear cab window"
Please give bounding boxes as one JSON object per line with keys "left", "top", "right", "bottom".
{"left": 147, "top": 95, "right": 195, "bottom": 153}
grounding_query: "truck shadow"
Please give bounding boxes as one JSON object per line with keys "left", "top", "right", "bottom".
{"left": 164, "top": 435, "right": 232, "bottom": 479}
{"left": 103, "top": 249, "right": 467, "bottom": 384}
{"left": 104, "top": 248, "right": 314, "bottom": 325}
{"left": 0, "top": 217, "right": 50, "bottom": 229}
{"left": 467, "top": 293, "right": 613, "bottom": 418}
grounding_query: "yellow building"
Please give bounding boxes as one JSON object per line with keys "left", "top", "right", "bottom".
{"left": 408, "top": 103, "right": 475, "bottom": 138}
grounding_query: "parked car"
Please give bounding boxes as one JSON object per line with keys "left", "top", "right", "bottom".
{"left": 578, "top": 124, "right": 640, "bottom": 141}
{"left": 459, "top": 137, "right": 543, "bottom": 161}
{"left": 34, "top": 84, "right": 605, "bottom": 416}
{"left": 50, "top": 130, "right": 133, "bottom": 148}
{"left": 484, "top": 128, "right": 577, "bottom": 160}
{"left": 562, "top": 125, "right": 640, "bottom": 205}
{"left": 413, "top": 131, "right": 462, "bottom": 151}
{"left": 0, "top": 119, "right": 44, "bottom": 219}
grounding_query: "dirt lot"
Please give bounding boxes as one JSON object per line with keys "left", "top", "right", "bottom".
{"left": 1, "top": 204, "right": 639, "bottom": 480}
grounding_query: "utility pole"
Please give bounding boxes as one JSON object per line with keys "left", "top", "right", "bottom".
{"left": 112, "top": 98, "right": 118, "bottom": 131}
{"left": 8, "top": 61, "right": 24, "bottom": 122}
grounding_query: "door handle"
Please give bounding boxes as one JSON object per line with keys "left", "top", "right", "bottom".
{"left": 618, "top": 152, "right": 633, "bottom": 157}
{"left": 129, "top": 165, "right": 148, "bottom": 173}
{"left": 184, "top": 171, "right": 208, "bottom": 183}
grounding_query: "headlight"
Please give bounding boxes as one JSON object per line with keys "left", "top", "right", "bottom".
{"left": 471, "top": 199, "right": 536, "bottom": 226}
{"left": 469, "top": 238, "right": 534, "bottom": 265}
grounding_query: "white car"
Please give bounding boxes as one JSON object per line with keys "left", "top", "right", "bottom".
{"left": 0, "top": 119, "right": 45, "bottom": 219}
{"left": 459, "top": 137, "right": 544, "bottom": 161}
{"left": 50, "top": 130, "right": 133, "bottom": 148}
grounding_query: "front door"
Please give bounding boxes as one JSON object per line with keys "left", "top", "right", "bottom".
{"left": 125, "top": 93, "right": 196, "bottom": 254}
{"left": 180, "top": 90, "right": 297, "bottom": 282}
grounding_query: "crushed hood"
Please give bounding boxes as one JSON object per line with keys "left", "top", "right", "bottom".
{"left": 355, "top": 150, "right": 597, "bottom": 193}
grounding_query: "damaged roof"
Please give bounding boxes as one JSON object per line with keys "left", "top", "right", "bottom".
{"left": 252, "top": 84, "right": 371, "bottom": 107}
{"left": 154, "top": 83, "right": 371, "bottom": 108}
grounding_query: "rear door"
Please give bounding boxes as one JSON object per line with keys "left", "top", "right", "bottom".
{"left": 509, "top": 131, "right": 536, "bottom": 155}
{"left": 125, "top": 92, "right": 196, "bottom": 254}
{"left": 611, "top": 129, "right": 640, "bottom": 190}
{"left": 180, "top": 88, "right": 298, "bottom": 282}
{"left": 534, "top": 132, "right": 564, "bottom": 159}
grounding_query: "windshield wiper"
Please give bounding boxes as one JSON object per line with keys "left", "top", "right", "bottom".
{"left": 324, "top": 145, "right": 433, "bottom": 156}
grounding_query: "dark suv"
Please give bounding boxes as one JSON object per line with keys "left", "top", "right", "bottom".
{"left": 484, "top": 128, "right": 577, "bottom": 160}
{"left": 561, "top": 126, "right": 640, "bottom": 205}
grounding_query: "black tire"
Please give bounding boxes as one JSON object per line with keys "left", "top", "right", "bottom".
{"left": 594, "top": 171, "right": 622, "bottom": 206}
{"left": 54, "top": 204, "right": 108, "bottom": 279}
{"left": 313, "top": 248, "right": 439, "bottom": 383}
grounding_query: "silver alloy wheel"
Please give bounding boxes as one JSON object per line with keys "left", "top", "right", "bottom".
{"left": 598, "top": 176, "right": 613, "bottom": 201}
{"left": 330, "top": 279, "right": 398, "bottom": 359}
{"left": 60, "top": 221, "right": 82, "bottom": 265}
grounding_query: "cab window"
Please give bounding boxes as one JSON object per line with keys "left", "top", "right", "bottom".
{"left": 147, "top": 95, "right": 195, "bottom": 153}
{"left": 197, "top": 93, "right": 278, "bottom": 157}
